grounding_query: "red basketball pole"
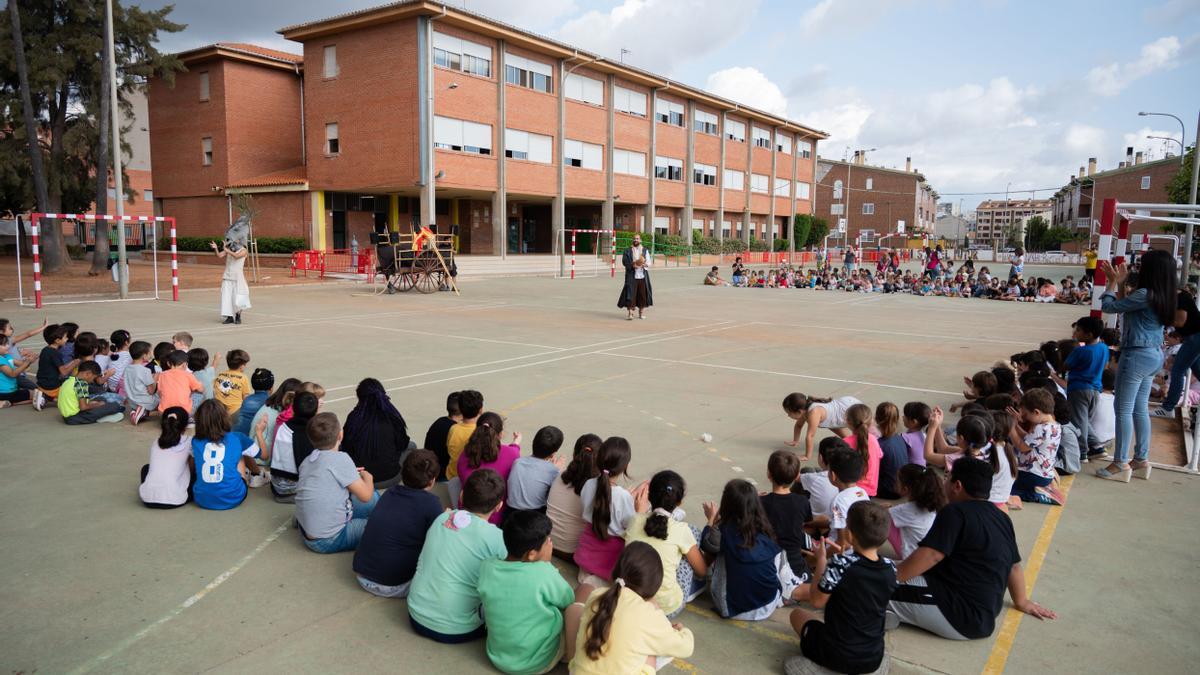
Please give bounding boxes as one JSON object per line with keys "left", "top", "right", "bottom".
{"left": 30, "top": 212, "right": 43, "bottom": 309}
{"left": 1091, "top": 198, "right": 1116, "bottom": 320}
{"left": 169, "top": 217, "right": 179, "bottom": 301}
{"left": 570, "top": 230, "right": 577, "bottom": 280}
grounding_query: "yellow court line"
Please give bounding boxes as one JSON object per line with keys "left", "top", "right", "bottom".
{"left": 671, "top": 658, "right": 699, "bottom": 672}
{"left": 683, "top": 604, "right": 799, "bottom": 645}
{"left": 982, "top": 474, "right": 1075, "bottom": 675}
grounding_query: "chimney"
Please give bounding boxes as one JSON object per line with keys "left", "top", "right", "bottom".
{"left": 1118, "top": 161, "right": 1126, "bottom": 169}
{"left": 1088, "top": 157, "right": 1097, "bottom": 175}
{"left": 905, "top": 157, "right": 911, "bottom": 172}
{"left": 852, "top": 150, "right": 859, "bottom": 165}
{"left": 1078, "top": 166, "right": 1085, "bottom": 179}
{"left": 1135, "top": 151, "right": 1143, "bottom": 165}
{"left": 1126, "top": 146, "right": 1134, "bottom": 165}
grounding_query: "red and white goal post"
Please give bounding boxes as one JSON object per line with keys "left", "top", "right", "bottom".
{"left": 17, "top": 213, "right": 179, "bottom": 309}
{"left": 558, "top": 228, "right": 617, "bottom": 279}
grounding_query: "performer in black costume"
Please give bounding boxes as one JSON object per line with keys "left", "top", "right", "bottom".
{"left": 617, "top": 234, "right": 653, "bottom": 320}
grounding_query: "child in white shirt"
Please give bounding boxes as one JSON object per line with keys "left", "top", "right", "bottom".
{"left": 886, "top": 464, "right": 945, "bottom": 559}
{"left": 798, "top": 437, "right": 847, "bottom": 519}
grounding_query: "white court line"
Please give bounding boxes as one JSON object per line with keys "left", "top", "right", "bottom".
{"left": 747, "top": 320, "right": 1035, "bottom": 346}
{"left": 350, "top": 322, "right": 562, "bottom": 351}
{"left": 68, "top": 518, "right": 292, "bottom": 675}
{"left": 829, "top": 294, "right": 885, "bottom": 305}
{"left": 596, "top": 352, "right": 960, "bottom": 396}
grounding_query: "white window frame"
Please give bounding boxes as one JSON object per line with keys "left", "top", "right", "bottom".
{"left": 694, "top": 110, "right": 718, "bottom": 135}
{"left": 325, "top": 123, "right": 339, "bottom": 155}
{"left": 655, "top": 99, "right": 685, "bottom": 126}
{"left": 752, "top": 127, "right": 772, "bottom": 149}
{"left": 143, "top": 189, "right": 153, "bottom": 202}
{"left": 198, "top": 71, "right": 209, "bottom": 101}
{"left": 796, "top": 182, "right": 810, "bottom": 200}
{"left": 614, "top": 86, "right": 647, "bottom": 117}
{"left": 798, "top": 140, "right": 812, "bottom": 158}
{"left": 693, "top": 162, "right": 717, "bottom": 186}
{"left": 725, "top": 119, "right": 746, "bottom": 142}
{"left": 1141, "top": 175, "right": 1151, "bottom": 190}
{"left": 655, "top": 156, "right": 683, "bottom": 181}
{"left": 564, "top": 139, "right": 602, "bottom": 170}
{"left": 504, "top": 128, "right": 552, "bottom": 163}
{"left": 862, "top": 202, "right": 875, "bottom": 215}
{"left": 565, "top": 73, "right": 604, "bottom": 106}
{"left": 833, "top": 179, "right": 843, "bottom": 199}
{"left": 865, "top": 177, "right": 873, "bottom": 190}
{"left": 773, "top": 177, "right": 790, "bottom": 196}
{"left": 830, "top": 204, "right": 844, "bottom": 215}
{"left": 776, "top": 133, "right": 791, "bottom": 154}
{"left": 654, "top": 216, "right": 670, "bottom": 235}
{"left": 434, "top": 115, "right": 493, "bottom": 155}
{"left": 722, "top": 220, "right": 732, "bottom": 238}
{"left": 433, "top": 32, "right": 492, "bottom": 78}
{"left": 859, "top": 229, "right": 876, "bottom": 242}
{"left": 750, "top": 173, "right": 769, "bottom": 193}
{"left": 613, "top": 148, "right": 646, "bottom": 176}
{"left": 201, "top": 137, "right": 213, "bottom": 165}
{"left": 505, "top": 52, "right": 553, "bottom": 93}
{"left": 722, "top": 169, "right": 744, "bottom": 191}
{"left": 323, "top": 45, "right": 338, "bottom": 78}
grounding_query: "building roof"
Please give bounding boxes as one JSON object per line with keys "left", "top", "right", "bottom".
{"left": 975, "top": 199, "right": 1052, "bottom": 210}
{"left": 278, "top": 0, "right": 827, "bottom": 139}
{"left": 816, "top": 157, "right": 927, "bottom": 182}
{"left": 174, "top": 42, "right": 303, "bottom": 71}
{"left": 226, "top": 166, "right": 308, "bottom": 190}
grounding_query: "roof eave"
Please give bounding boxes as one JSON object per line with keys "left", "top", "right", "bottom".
{"left": 175, "top": 45, "right": 302, "bottom": 72}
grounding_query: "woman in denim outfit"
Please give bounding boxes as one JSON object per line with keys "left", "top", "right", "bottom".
{"left": 1096, "top": 250, "right": 1177, "bottom": 482}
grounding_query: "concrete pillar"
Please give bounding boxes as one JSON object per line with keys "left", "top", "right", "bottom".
{"left": 555, "top": 58, "right": 566, "bottom": 270}
{"left": 494, "top": 42, "right": 507, "bottom": 257}
{"left": 604, "top": 73, "right": 615, "bottom": 234}
{"left": 645, "top": 87, "right": 657, "bottom": 236}
{"left": 417, "top": 16, "right": 436, "bottom": 231}
{"left": 684, "top": 100, "right": 695, "bottom": 244}
{"left": 769, "top": 125, "right": 778, "bottom": 245}
{"left": 311, "top": 190, "right": 326, "bottom": 249}
{"left": 789, "top": 132, "right": 799, "bottom": 256}
{"left": 743, "top": 121, "right": 752, "bottom": 245}
{"left": 717, "top": 113, "right": 726, "bottom": 247}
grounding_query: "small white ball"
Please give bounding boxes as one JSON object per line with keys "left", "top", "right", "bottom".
{"left": 700, "top": 433, "right": 713, "bottom": 443}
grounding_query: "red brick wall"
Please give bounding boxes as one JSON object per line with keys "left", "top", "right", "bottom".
{"left": 160, "top": 192, "right": 309, "bottom": 240}
{"left": 816, "top": 163, "right": 920, "bottom": 240}
{"left": 223, "top": 61, "right": 303, "bottom": 183}
{"left": 160, "top": 195, "right": 230, "bottom": 238}
{"left": 149, "top": 62, "right": 229, "bottom": 198}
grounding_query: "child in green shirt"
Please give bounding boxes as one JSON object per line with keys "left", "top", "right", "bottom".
{"left": 479, "top": 510, "right": 583, "bottom": 675}
{"left": 59, "top": 361, "right": 124, "bottom": 424}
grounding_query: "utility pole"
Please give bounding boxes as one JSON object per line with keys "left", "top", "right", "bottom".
{"left": 1184, "top": 109, "right": 1199, "bottom": 283}
{"left": 106, "top": 0, "right": 128, "bottom": 298}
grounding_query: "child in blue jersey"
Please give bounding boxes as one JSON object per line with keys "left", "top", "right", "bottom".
{"left": 191, "top": 399, "right": 259, "bottom": 510}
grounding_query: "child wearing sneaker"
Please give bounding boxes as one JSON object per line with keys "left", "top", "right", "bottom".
{"left": 58, "top": 361, "right": 125, "bottom": 424}
{"left": 788, "top": 501, "right": 898, "bottom": 675}
{"left": 123, "top": 341, "right": 159, "bottom": 425}
{"left": 1008, "top": 389, "right": 1064, "bottom": 505}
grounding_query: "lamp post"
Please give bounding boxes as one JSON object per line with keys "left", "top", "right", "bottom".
{"left": 1139, "top": 111, "right": 1186, "bottom": 167}
{"left": 1147, "top": 134, "right": 1185, "bottom": 164}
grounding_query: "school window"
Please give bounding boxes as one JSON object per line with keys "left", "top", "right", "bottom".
{"left": 565, "top": 73, "right": 604, "bottom": 106}
{"left": 143, "top": 189, "right": 153, "bottom": 202}
{"left": 798, "top": 140, "right": 812, "bottom": 158}
{"left": 433, "top": 115, "right": 492, "bottom": 155}
{"left": 859, "top": 229, "right": 875, "bottom": 242}
{"left": 776, "top": 133, "right": 791, "bottom": 154}
{"left": 725, "top": 119, "right": 746, "bottom": 142}
{"left": 504, "top": 128, "right": 552, "bottom": 163}
{"left": 833, "top": 179, "right": 843, "bottom": 199}
{"left": 198, "top": 72, "right": 209, "bottom": 101}
{"left": 830, "top": 204, "right": 844, "bottom": 215}
{"left": 654, "top": 156, "right": 683, "bottom": 181}
{"left": 505, "top": 53, "right": 553, "bottom": 93}
{"left": 862, "top": 203, "right": 875, "bottom": 215}
{"left": 722, "top": 220, "right": 732, "bottom": 238}
{"left": 433, "top": 32, "right": 492, "bottom": 78}
{"left": 564, "top": 139, "right": 602, "bottom": 170}
{"left": 723, "top": 169, "right": 744, "bottom": 190}
{"left": 773, "top": 177, "right": 790, "bottom": 196}
{"left": 655, "top": 99, "right": 684, "bottom": 126}
{"left": 323, "top": 45, "right": 338, "bottom": 78}
{"left": 1141, "top": 175, "right": 1151, "bottom": 190}
{"left": 796, "top": 182, "right": 810, "bottom": 200}
{"left": 654, "top": 216, "right": 670, "bottom": 235}
{"left": 752, "top": 127, "right": 772, "bottom": 149}
{"left": 614, "top": 86, "right": 647, "bottom": 116}
{"left": 865, "top": 177, "right": 873, "bottom": 190}
{"left": 750, "top": 173, "right": 769, "bottom": 193}
{"left": 614, "top": 148, "right": 646, "bottom": 177}
{"left": 693, "top": 162, "right": 717, "bottom": 186}
{"left": 201, "top": 137, "right": 212, "bottom": 165}
{"left": 694, "top": 110, "right": 718, "bottom": 135}
{"left": 692, "top": 218, "right": 705, "bottom": 233}
{"left": 325, "top": 123, "right": 339, "bottom": 155}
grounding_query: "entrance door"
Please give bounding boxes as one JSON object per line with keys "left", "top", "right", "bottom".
{"left": 332, "top": 211, "right": 347, "bottom": 249}
{"left": 507, "top": 217, "right": 521, "bottom": 255}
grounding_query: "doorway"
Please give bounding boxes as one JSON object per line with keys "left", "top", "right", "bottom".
{"left": 332, "top": 211, "right": 347, "bottom": 249}
{"left": 507, "top": 204, "right": 552, "bottom": 254}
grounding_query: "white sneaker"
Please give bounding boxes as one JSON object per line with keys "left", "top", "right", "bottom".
{"left": 1149, "top": 407, "right": 1175, "bottom": 418}
{"left": 32, "top": 390, "right": 46, "bottom": 411}
{"left": 248, "top": 473, "right": 270, "bottom": 489}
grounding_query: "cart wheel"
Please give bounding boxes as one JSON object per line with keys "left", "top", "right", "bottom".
{"left": 414, "top": 251, "right": 441, "bottom": 294}
{"left": 397, "top": 271, "right": 416, "bottom": 292}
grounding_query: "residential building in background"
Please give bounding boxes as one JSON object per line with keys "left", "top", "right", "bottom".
{"left": 1051, "top": 150, "right": 1181, "bottom": 249}
{"left": 146, "top": 0, "right": 827, "bottom": 254}
{"left": 814, "top": 155, "right": 937, "bottom": 246}
{"left": 973, "top": 198, "right": 1051, "bottom": 246}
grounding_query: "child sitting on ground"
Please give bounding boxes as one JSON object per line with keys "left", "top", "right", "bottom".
{"left": 456, "top": 412, "right": 521, "bottom": 523}
{"left": 150, "top": 341, "right": 173, "bottom": 374}
{"left": 950, "top": 371, "right": 998, "bottom": 412}
{"left": 269, "top": 391, "right": 320, "bottom": 502}
{"left": 157, "top": 350, "right": 203, "bottom": 415}
{"left": 138, "top": 407, "right": 194, "bottom": 509}
{"left": 187, "top": 348, "right": 219, "bottom": 411}
{"left": 843, "top": 403, "right": 883, "bottom": 497}
{"left": 295, "top": 412, "right": 378, "bottom": 553}
{"left": 703, "top": 478, "right": 809, "bottom": 619}
{"left": 546, "top": 433, "right": 601, "bottom": 560}
{"left": 213, "top": 349, "right": 252, "bottom": 416}
{"left": 507, "top": 425, "right": 565, "bottom": 512}
{"left": 900, "top": 402, "right": 930, "bottom": 466}
{"left": 478, "top": 510, "right": 583, "bottom": 674}
{"left": 887, "top": 464, "right": 945, "bottom": 559}
{"left": 248, "top": 378, "right": 301, "bottom": 462}
{"left": 445, "top": 389, "right": 484, "bottom": 482}
{"left": 123, "top": 341, "right": 159, "bottom": 425}
{"left": 407, "top": 469, "right": 507, "bottom": 644}
{"left": 1087, "top": 370, "right": 1115, "bottom": 462}
{"left": 353, "top": 450, "right": 444, "bottom": 598}
{"left": 190, "top": 399, "right": 259, "bottom": 510}
{"left": 577, "top": 436, "right": 649, "bottom": 585}
{"left": 822, "top": 449, "right": 870, "bottom": 550}
{"left": 761, "top": 450, "right": 814, "bottom": 588}
{"left": 989, "top": 410, "right": 1020, "bottom": 511}
{"left": 234, "top": 368, "right": 274, "bottom": 435}
{"left": 0, "top": 335, "right": 35, "bottom": 408}
{"left": 172, "top": 332, "right": 193, "bottom": 351}
{"left": 34, "top": 324, "right": 80, "bottom": 409}
{"left": 875, "top": 402, "right": 909, "bottom": 500}
{"left": 59, "top": 322, "right": 79, "bottom": 360}
{"left": 423, "top": 391, "right": 461, "bottom": 482}
{"left": 58, "top": 361, "right": 124, "bottom": 424}
{"left": 788, "top": 502, "right": 898, "bottom": 675}
{"left": 106, "top": 329, "right": 132, "bottom": 392}
{"left": 797, "top": 437, "right": 847, "bottom": 520}
{"left": 571, "top": 542, "right": 695, "bottom": 674}
{"left": 623, "top": 470, "right": 707, "bottom": 618}
{"left": 1009, "top": 389, "right": 1064, "bottom": 505}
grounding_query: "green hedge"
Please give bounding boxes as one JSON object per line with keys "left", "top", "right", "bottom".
{"left": 169, "top": 236, "right": 307, "bottom": 254}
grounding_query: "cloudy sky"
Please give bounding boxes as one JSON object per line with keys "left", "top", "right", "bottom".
{"left": 142, "top": 0, "right": 1200, "bottom": 211}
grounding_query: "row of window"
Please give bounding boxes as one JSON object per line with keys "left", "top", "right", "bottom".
{"left": 653, "top": 217, "right": 776, "bottom": 240}
{"left": 829, "top": 203, "right": 883, "bottom": 215}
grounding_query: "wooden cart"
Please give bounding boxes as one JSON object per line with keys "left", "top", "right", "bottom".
{"left": 371, "top": 227, "right": 458, "bottom": 295}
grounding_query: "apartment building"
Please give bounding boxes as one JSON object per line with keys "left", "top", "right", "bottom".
{"left": 813, "top": 155, "right": 938, "bottom": 246}
{"left": 1051, "top": 151, "right": 1181, "bottom": 246}
{"left": 972, "top": 199, "right": 1051, "bottom": 245}
{"left": 146, "top": 0, "right": 827, "bottom": 255}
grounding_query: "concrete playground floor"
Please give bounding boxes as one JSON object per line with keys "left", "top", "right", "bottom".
{"left": 2, "top": 266, "right": 1198, "bottom": 675}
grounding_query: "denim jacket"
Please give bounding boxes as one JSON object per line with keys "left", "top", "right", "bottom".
{"left": 1100, "top": 288, "right": 1164, "bottom": 349}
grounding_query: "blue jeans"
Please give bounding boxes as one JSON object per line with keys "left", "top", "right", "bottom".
{"left": 303, "top": 491, "right": 380, "bottom": 553}
{"left": 1113, "top": 346, "right": 1163, "bottom": 463}
{"left": 1161, "top": 332, "right": 1200, "bottom": 412}
{"left": 1011, "top": 470, "right": 1053, "bottom": 501}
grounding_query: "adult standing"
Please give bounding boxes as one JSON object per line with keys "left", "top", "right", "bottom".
{"left": 210, "top": 238, "right": 250, "bottom": 324}
{"left": 1008, "top": 246, "right": 1025, "bottom": 282}
{"left": 1096, "top": 250, "right": 1177, "bottom": 482}
{"left": 1153, "top": 288, "right": 1200, "bottom": 418}
{"left": 341, "top": 378, "right": 413, "bottom": 490}
{"left": 843, "top": 247, "right": 857, "bottom": 276}
{"left": 923, "top": 246, "right": 940, "bottom": 280}
{"left": 1082, "top": 246, "right": 1098, "bottom": 283}
{"left": 617, "top": 233, "right": 653, "bottom": 320}
{"left": 782, "top": 392, "right": 863, "bottom": 461}
{"left": 889, "top": 458, "right": 1055, "bottom": 640}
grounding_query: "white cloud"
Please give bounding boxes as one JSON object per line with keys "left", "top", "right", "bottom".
{"left": 1064, "top": 124, "right": 1107, "bottom": 156}
{"left": 464, "top": 0, "right": 578, "bottom": 33}
{"left": 555, "top": 0, "right": 758, "bottom": 75}
{"left": 799, "top": 0, "right": 910, "bottom": 38}
{"left": 705, "top": 67, "right": 789, "bottom": 116}
{"left": 1085, "top": 36, "right": 1181, "bottom": 96}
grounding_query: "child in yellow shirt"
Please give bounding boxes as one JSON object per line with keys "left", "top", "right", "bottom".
{"left": 214, "top": 349, "right": 252, "bottom": 416}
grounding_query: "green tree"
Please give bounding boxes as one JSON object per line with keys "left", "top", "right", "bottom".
{"left": 1167, "top": 145, "right": 1195, "bottom": 205}
{"left": 792, "top": 213, "right": 812, "bottom": 250}
{"left": 1025, "top": 215, "right": 1049, "bottom": 250}
{"left": 0, "top": 1, "right": 184, "bottom": 272}
{"left": 805, "top": 216, "right": 829, "bottom": 247}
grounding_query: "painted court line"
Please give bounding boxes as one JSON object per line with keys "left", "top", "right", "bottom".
{"left": 982, "top": 475, "right": 1075, "bottom": 674}
{"left": 748, "top": 320, "right": 1036, "bottom": 346}
{"left": 350, "top": 322, "right": 562, "bottom": 351}
{"left": 69, "top": 518, "right": 293, "bottom": 675}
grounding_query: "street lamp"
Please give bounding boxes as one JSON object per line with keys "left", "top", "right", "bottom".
{"left": 1147, "top": 134, "right": 1186, "bottom": 164}
{"left": 1139, "top": 111, "right": 1186, "bottom": 166}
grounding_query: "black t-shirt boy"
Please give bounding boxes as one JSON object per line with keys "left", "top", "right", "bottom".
{"left": 423, "top": 415, "right": 456, "bottom": 481}
{"left": 919, "top": 499, "right": 1021, "bottom": 639}
{"left": 352, "top": 485, "right": 444, "bottom": 587}
{"left": 760, "top": 491, "right": 814, "bottom": 579}
{"left": 36, "top": 346, "right": 68, "bottom": 390}
{"left": 803, "top": 551, "right": 898, "bottom": 673}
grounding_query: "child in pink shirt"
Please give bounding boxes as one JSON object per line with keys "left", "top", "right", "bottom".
{"left": 456, "top": 412, "right": 521, "bottom": 524}
{"left": 843, "top": 403, "right": 883, "bottom": 496}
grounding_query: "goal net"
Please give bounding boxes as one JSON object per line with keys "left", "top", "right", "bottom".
{"left": 557, "top": 229, "right": 616, "bottom": 279}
